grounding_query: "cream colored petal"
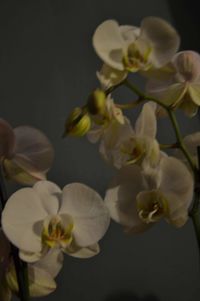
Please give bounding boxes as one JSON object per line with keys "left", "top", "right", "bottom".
{"left": 188, "top": 83, "right": 200, "bottom": 106}
{"left": 159, "top": 156, "right": 194, "bottom": 218}
{"left": 60, "top": 183, "right": 110, "bottom": 247}
{"left": 65, "top": 241, "right": 100, "bottom": 258}
{"left": 13, "top": 126, "right": 54, "bottom": 176}
{"left": 141, "top": 63, "right": 176, "bottom": 80}
{"left": 2, "top": 188, "right": 51, "bottom": 253}
{"left": 97, "top": 64, "right": 127, "bottom": 90}
{"left": 119, "top": 25, "right": 140, "bottom": 45}
{"left": 135, "top": 103, "right": 157, "bottom": 138}
{"left": 87, "top": 125, "right": 103, "bottom": 144}
{"left": 179, "top": 94, "right": 198, "bottom": 117}
{"left": 105, "top": 165, "right": 150, "bottom": 231}
{"left": 93, "top": 20, "right": 124, "bottom": 70}
{"left": 141, "top": 17, "right": 180, "bottom": 67}
{"left": 0, "top": 119, "right": 15, "bottom": 159}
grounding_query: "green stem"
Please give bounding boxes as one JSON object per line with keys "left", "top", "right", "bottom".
{"left": 123, "top": 79, "right": 196, "bottom": 173}
{"left": 116, "top": 98, "right": 142, "bottom": 109}
{"left": 0, "top": 166, "right": 30, "bottom": 301}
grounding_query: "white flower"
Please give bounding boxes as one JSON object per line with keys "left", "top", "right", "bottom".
{"left": 93, "top": 17, "right": 180, "bottom": 73}
{"left": 2, "top": 181, "right": 110, "bottom": 261}
{"left": 97, "top": 64, "right": 128, "bottom": 90}
{"left": 0, "top": 119, "right": 54, "bottom": 185}
{"left": 146, "top": 51, "right": 200, "bottom": 116}
{"left": 100, "top": 102, "right": 160, "bottom": 169}
{"left": 105, "top": 156, "right": 193, "bottom": 233}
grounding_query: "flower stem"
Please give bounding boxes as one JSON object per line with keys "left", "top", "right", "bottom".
{"left": 0, "top": 166, "right": 30, "bottom": 301}
{"left": 123, "top": 79, "right": 196, "bottom": 173}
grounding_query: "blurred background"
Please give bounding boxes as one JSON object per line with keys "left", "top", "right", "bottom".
{"left": 1, "top": 0, "right": 200, "bottom": 300}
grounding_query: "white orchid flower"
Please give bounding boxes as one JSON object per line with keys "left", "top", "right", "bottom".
{"left": 2, "top": 181, "right": 110, "bottom": 262}
{"left": 0, "top": 119, "right": 54, "bottom": 185}
{"left": 105, "top": 156, "right": 194, "bottom": 233}
{"left": 146, "top": 51, "right": 200, "bottom": 116}
{"left": 100, "top": 102, "right": 160, "bottom": 169}
{"left": 0, "top": 229, "right": 63, "bottom": 300}
{"left": 93, "top": 17, "right": 180, "bottom": 74}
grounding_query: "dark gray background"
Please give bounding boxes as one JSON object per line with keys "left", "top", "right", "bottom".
{"left": 1, "top": 0, "right": 200, "bottom": 300}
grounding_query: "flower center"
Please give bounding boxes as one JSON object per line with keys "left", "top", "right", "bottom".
{"left": 137, "top": 191, "right": 168, "bottom": 224}
{"left": 42, "top": 215, "right": 73, "bottom": 249}
{"left": 123, "top": 40, "right": 152, "bottom": 72}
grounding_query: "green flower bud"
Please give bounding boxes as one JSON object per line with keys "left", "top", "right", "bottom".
{"left": 87, "top": 89, "right": 106, "bottom": 115}
{"left": 64, "top": 107, "right": 91, "bottom": 137}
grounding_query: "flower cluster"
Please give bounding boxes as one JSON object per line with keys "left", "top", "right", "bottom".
{"left": 1, "top": 16, "right": 200, "bottom": 301}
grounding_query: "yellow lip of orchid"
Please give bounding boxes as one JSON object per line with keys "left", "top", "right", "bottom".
{"left": 42, "top": 215, "right": 74, "bottom": 249}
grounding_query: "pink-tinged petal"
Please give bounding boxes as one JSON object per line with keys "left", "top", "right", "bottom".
{"left": 65, "top": 242, "right": 100, "bottom": 258}
{"left": 173, "top": 51, "right": 200, "bottom": 82}
{"left": 105, "top": 165, "right": 151, "bottom": 232}
{"left": 60, "top": 183, "right": 110, "bottom": 247}
{"left": 141, "top": 17, "right": 180, "bottom": 67}
{"left": 135, "top": 103, "right": 157, "bottom": 138}
{"left": 13, "top": 126, "right": 54, "bottom": 176}
{"left": 2, "top": 187, "right": 55, "bottom": 253}
{"left": 0, "top": 119, "right": 15, "bottom": 159}
{"left": 93, "top": 20, "right": 124, "bottom": 70}
{"left": 159, "top": 157, "right": 194, "bottom": 220}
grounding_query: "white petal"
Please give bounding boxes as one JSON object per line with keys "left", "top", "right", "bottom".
{"left": 141, "top": 17, "right": 180, "bottom": 67}
{"left": 159, "top": 157, "right": 194, "bottom": 218}
{"left": 33, "top": 248, "right": 64, "bottom": 278}
{"left": 2, "top": 188, "right": 51, "bottom": 253}
{"left": 93, "top": 20, "right": 124, "bottom": 70}
{"left": 65, "top": 242, "right": 100, "bottom": 258}
{"left": 0, "top": 119, "right": 15, "bottom": 159}
{"left": 60, "top": 183, "right": 110, "bottom": 247}
{"left": 135, "top": 103, "right": 157, "bottom": 138}
{"left": 87, "top": 125, "right": 103, "bottom": 143}
{"left": 119, "top": 25, "right": 140, "bottom": 45}
{"left": 179, "top": 95, "right": 198, "bottom": 117}
{"left": 105, "top": 165, "right": 149, "bottom": 231}
{"left": 13, "top": 126, "right": 54, "bottom": 175}
{"left": 97, "top": 64, "right": 127, "bottom": 90}
{"left": 28, "top": 266, "right": 56, "bottom": 297}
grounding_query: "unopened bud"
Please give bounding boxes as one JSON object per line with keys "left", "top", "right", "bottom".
{"left": 87, "top": 89, "right": 106, "bottom": 115}
{"left": 64, "top": 107, "right": 91, "bottom": 137}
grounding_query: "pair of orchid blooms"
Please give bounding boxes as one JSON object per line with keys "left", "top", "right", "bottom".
{"left": 1, "top": 16, "right": 200, "bottom": 300}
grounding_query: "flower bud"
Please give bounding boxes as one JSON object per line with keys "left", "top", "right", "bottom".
{"left": 87, "top": 89, "right": 106, "bottom": 115}
{"left": 64, "top": 107, "right": 91, "bottom": 137}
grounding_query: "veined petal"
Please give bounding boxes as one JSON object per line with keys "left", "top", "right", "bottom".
{"left": 93, "top": 20, "right": 125, "bottom": 70}
{"left": 159, "top": 156, "right": 194, "bottom": 220}
{"left": 2, "top": 188, "right": 52, "bottom": 253}
{"left": 60, "top": 183, "right": 110, "bottom": 247}
{"left": 65, "top": 241, "right": 100, "bottom": 258}
{"left": 13, "top": 126, "right": 54, "bottom": 175}
{"left": 135, "top": 103, "right": 157, "bottom": 138}
{"left": 0, "top": 119, "right": 15, "bottom": 159}
{"left": 105, "top": 165, "right": 150, "bottom": 232}
{"left": 141, "top": 17, "right": 180, "bottom": 67}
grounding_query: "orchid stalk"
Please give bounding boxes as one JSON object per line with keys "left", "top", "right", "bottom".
{"left": 0, "top": 166, "right": 30, "bottom": 301}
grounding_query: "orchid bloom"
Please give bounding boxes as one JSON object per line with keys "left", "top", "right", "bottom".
{"left": 97, "top": 64, "right": 128, "bottom": 90}
{"left": 105, "top": 156, "right": 193, "bottom": 233}
{"left": 100, "top": 102, "right": 160, "bottom": 169}
{"left": 93, "top": 17, "right": 180, "bottom": 76}
{"left": 0, "top": 229, "right": 63, "bottom": 300}
{"left": 2, "top": 181, "right": 110, "bottom": 262}
{"left": 0, "top": 119, "right": 54, "bottom": 185}
{"left": 146, "top": 51, "right": 200, "bottom": 116}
